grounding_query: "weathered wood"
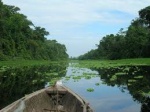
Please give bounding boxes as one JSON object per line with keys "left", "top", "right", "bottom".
{"left": 0, "top": 85, "right": 93, "bottom": 112}
{"left": 43, "top": 108, "right": 66, "bottom": 112}
{"left": 46, "top": 88, "right": 67, "bottom": 94}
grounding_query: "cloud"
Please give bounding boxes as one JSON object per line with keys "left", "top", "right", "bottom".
{"left": 3, "top": 0, "right": 142, "bottom": 25}
{"left": 4, "top": 0, "right": 150, "bottom": 27}
{"left": 3, "top": 0, "right": 150, "bottom": 56}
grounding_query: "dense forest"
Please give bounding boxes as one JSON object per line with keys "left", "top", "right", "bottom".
{"left": 0, "top": 1, "right": 68, "bottom": 60}
{"left": 78, "top": 6, "right": 150, "bottom": 60}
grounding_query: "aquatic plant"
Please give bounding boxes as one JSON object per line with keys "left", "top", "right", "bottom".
{"left": 72, "top": 76, "right": 82, "bottom": 80}
{"left": 115, "top": 72, "right": 126, "bottom": 76}
{"left": 134, "top": 75, "right": 144, "bottom": 79}
{"left": 95, "top": 83, "right": 100, "bottom": 86}
{"left": 71, "top": 59, "right": 150, "bottom": 69}
{"left": 85, "top": 75, "right": 91, "bottom": 80}
{"left": 110, "top": 75, "right": 117, "bottom": 81}
{"left": 65, "top": 76, "right": 71, "bottom": 81}
{"left": 128, "top": 79, "right": 137, "bottom": 83}
{"left": 87, "top": 88, "right": 94, "bottom": 92}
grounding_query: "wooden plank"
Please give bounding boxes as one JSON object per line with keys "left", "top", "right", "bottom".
{"left": 45, "top": 88, "right": 67, "bottom": 94}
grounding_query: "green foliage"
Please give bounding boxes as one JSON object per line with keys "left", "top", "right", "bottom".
{"left": 78, "top": 49, "right": 99, "bottom": 60}
{"left": 78, "top": 6, "right": 150, "bottom": 60}
{"left": 87, "top": 88, "right": 94, "bottom": 92}
{"left": 139, "top": 6, "right": 150, "bottom": 28}
{"left": 95, "top": 83, "right": 100, "bottom": 86}
{"left": 72, "top": 58, "right": 150, "bottom": 69}
{"left": 110, "top": 75, "right": 117, "bottom": 81}
{"left": 0, "top": 2, "right": 68, "bottom": 60}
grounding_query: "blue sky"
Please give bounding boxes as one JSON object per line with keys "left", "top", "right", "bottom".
{"left": 3, "top": 0, "right": 150, "bottom": 57}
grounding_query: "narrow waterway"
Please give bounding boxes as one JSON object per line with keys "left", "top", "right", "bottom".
{"left": 62, "top": 63, "right": 143, "bottom": 112}
{"left": 1, "top": 62, "right": 150, "bottom": 111}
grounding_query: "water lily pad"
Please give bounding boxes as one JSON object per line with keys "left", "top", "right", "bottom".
{"left": 95, "top": 83, "right": 100, "bottom": 86}
{"left": 87, "top": 88, "right": 94, "bottom": 92}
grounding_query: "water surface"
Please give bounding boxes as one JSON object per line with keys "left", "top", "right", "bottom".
{"left": 62, "top": 64, "right": 150, "bottom": 112}
{"left": 1, "top": 63, "right": 150, "bottom": 112}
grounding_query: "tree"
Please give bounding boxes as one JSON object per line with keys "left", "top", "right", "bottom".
{"left": 33, "top": 27, "right": 49, "bottom": 42}
{"left": 0, "top": 2, "right": 68, "bottom": 60}
{"left": 78, "top": 6, "right": 150, "bottom": 60}
{"left": 125, "top": 19, "right": 149, "bottom": 58}
{"left": 139, "top": 6, "right": 150, "bottom": 28}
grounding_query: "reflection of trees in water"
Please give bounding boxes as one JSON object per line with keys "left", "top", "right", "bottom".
{"left": 141, "top": 97, "right": 150, "bottom": 112}
{"left": 96, "top": 66, "right": 150, "bottom": 112}
{"left": 0, "top": 63, "right": 67, "bottom": 109}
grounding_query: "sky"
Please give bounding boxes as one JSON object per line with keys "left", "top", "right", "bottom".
{"left": 3, "top": 0, "right": 150, "bottom": 57}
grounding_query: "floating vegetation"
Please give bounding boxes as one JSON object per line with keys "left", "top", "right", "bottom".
{"left": 128, "top": 79, "right": 137, "bottom": 83}
{"left": 123, "top": 67, "right": 130, "bottom": 72}
{"left": 85, "top": 75, "right": 91, "bottom": 80}
{"left": 72, "top": 71, "right": 76, "bottom": 73}
{"left": 65, "top": 77, "right": 70, "bottom": 81}
{"left": 115, "top": 72, "right": 126, "bottom": 76}
{"left": 110, "top": 75, "right": 117, "bottom": 81}
{"left": 128, "top": 83, "right": 132, "bottom": 86}
{"left": 95, "top": 83, "right": 100, "bottom": 86}
{"left": 82, "top": 72, "right": 97, "bottom": 79}
{"left": 83, "top": 72, "right": 96, "bottom": 76}
{"left": 87, "top": 88, "right": 94, "bottom": 92}
{"left": 70, "top": 74, "right": 75, "bottom": 77}
{"left": 72, "top": 76, "right": 82, "bottom": 80}
{"left": 134, "top": 75, "right": 144, "bottom": 79}
{"left": 65, "top": 76, "right": 71, "bottom": 78}
{"left": 68, "top": 61, "right": 150, "bottom": 112}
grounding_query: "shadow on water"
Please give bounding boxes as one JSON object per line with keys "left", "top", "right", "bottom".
{"left": 95, "top": 65, "right": 150, "bottom": 112}
{"left": 0, "top": 62, "right": 68, "bottom": 109}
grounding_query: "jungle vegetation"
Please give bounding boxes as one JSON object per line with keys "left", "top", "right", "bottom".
{"left": 78, "top": 6, "right": 150, "bottom": 60}
{"left": 0, "top": 1, "right": 68, "bottom": 60}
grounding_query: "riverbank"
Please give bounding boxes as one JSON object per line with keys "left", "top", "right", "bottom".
{"left": 1, "top": 58, "right": 150, "bottom": 68}
{"left": 0, "top": 60, "right": 68, "bottom": 67}
{"left": 71, "top": 58, "right": 150, "bottom": 68}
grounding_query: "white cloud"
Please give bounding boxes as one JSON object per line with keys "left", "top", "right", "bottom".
{"left": 4, "top": 0, "right": 149, "bottom": 27}
{"left": 3, "top": 0, "right": 150, "bottom": 57}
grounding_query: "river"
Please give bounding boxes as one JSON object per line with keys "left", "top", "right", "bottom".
{"left": 62, "top": 63, "right": 142, "bottom": 112}
{"left": 0, "top": 62, "right": 150, "bottom": 112}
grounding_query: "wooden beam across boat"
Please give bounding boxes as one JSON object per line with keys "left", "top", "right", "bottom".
{"left": 46, "top": 86, "right": 67, "bottom": 94}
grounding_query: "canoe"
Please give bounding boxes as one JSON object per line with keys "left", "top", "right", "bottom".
{"left": 0, "top": 85, "right": 93, "bottom": 112}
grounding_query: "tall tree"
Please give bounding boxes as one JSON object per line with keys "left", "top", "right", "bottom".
{"left": 0, "top": 2, "right": 68, "bottom": 60}
{"left": 78, "top": 6, "right": 150, "bottom": 60}
{"left": 139, "top": 6, "right": 150, "bottom": 28}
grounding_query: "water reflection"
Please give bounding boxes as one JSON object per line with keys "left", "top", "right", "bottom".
{"left": 95, "top": 65, "right": 150, "bottom": 112}
{"left": 62, "top": 64, "right": 150, "bottom": 112}
{"left": 1, "top": 62, "right": 150, "bottom": 112}
{"left": 0, "top": 62, "right": 67, "bottom": 109}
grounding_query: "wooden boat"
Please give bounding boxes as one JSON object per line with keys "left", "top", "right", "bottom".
{"left": 0, "top": 85, "right": 93, "bottom": 112}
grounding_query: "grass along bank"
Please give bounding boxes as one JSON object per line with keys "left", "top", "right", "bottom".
{"left": 70, "top": 58, "right": 150, "bottom": 69}
{"left": 0, "top": 60, "right": 68, "bottom": 67}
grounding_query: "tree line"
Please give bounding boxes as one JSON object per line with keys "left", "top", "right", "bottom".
{"left": 78, "top": 6, "right": 150, "bottom": 60}
{"left": 0, "top": 1, "right": 68, "bottom": 60}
